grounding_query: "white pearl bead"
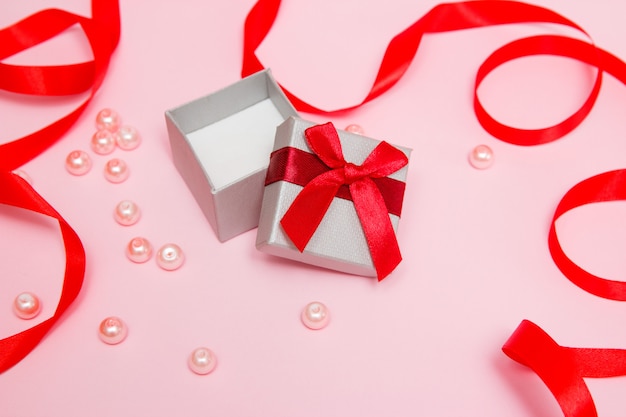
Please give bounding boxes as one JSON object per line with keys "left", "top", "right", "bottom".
{"left": 188, "top": 347, "right": 217, "bottom": 375}
{"left": 126, "top": 237, "right": 153, "bottom": 263}
{"left": 115, "top": 125, "right": 141, "bottom": 150}
{"left": 114, "top": 200, "right": 141, "bottom": 226}
{"left": 90, "top": 129, "right": 116, "bottom": 155}
{"left": 156, "top": 243, "right": 185, "bottom": 271}
{"left": 98, "top": 316, "right": 128, "bottom": 345}
{"left": 65, "top": 150, "right": 92, "bottom": 175}
{"left": 469, "top": 144, "right": 494, "bottom": 169}
{"left": 96, "top": 108, "right": 121, "bottom": 132}
{"left": 104, "top": 158, "right": 129, "bottom": 183}
{"left": 13, "top": 292, "right": 41, "bottom": 320}
{"left": 301, "top": 301, "right": 330, "bottom": 330}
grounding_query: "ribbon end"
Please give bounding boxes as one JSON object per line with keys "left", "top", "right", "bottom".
{"left": 376, "top": 255, "right": 401, "bottom": 281}
{"left": 280, "top": 218, "right": 310, "bottom": 253}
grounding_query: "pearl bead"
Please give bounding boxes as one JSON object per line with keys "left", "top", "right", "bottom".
{"left": 65, "top": 150, "right": 92, "bottom": 175}
{"left": 301, "top": 301, "right": 330, "bottom": 330}
{"left": 469, "top": 144, "right": 494, "bottom": 169}
{"left": 126, "top": 237, "right": 153, "bottom": 263}
{"left": 13, "top": 169, "right": 33, "bottom": 185}
{"left": 104, "top": 158, "right": 129, "bottom": 183}
{"left": 114, "top": 200, "right": 141, "bottom": 226}
{"left": 188, "top": 347, "right": 217, "bottom": 375}
{"left": 13, "top": 292, "right": 41, "bottom": 320}
{"left": 156, "top": 243, "right": 185, "bottom": 271}
{"left": 90, "top": 129, "right": 116, "bottom": 155}
{"left": 115, "top": 125, "right": 141, "bottom": 150}
{"left": 345, "top": 124, "right": 365, "bottom": 135}
{"left": 96, "top": 108, "right": 121, "bottom": 132}
{"left": 98, "top": 316, "right": 128, "bottom": 345}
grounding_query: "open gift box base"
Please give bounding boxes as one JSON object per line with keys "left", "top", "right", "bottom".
{"left": 165, "top": 69, "right": 299, "bottom": 242}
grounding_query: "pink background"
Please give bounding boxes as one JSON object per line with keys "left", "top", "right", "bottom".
{"left": 2, "top": 0, "right": 626, "bottom": 416}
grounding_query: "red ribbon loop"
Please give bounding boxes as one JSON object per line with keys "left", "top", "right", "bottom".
{"left": 549, "top": 170, "right": 626, "bottom": 300}
{"left": 503, "top": 320, "right": 626, "bottom": 417}
{"left": 279, "top": 122, "right": 408, "bottom": 280}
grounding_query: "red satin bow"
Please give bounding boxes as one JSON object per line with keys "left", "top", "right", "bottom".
{"left": 0, "top": 0, "right": 120, "bottom": 373}
{"left": 280, "top": 122, "right": 408, "bottom": 280}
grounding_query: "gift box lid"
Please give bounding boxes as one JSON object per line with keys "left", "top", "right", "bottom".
{"left": 256, "top": 117, "right": 412, "bottom": 279}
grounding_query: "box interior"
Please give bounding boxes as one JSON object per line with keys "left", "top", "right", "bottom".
{"left": 186, "top": 98, "right": 284, "bottom": 190}
{"left": 167, "top": 70, "right": 297, "bottom": 192}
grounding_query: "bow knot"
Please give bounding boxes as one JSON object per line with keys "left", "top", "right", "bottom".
{"left": 342, "top": 162, "right": 367, "bottom": 184}
{"left": 280, "top": 122, "right": 408, "bottom": 280}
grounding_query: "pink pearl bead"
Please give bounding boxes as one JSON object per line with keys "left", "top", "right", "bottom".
{"left": 98, "top": 316, "right": 128, "bottom": 345}
{"left": 90, "top": 129, "right": 116, "bottom": 155}
{"left": 126, "top": 237, "right": 153, "bottom": 263}
{"left": 156, "top": 243, "right": 185, "bottom": 271}
{"left": 104, "top": 158, "right": 129, "bottom": 183}
{"left": 96, "top": 108, "right": 121, "bottom": 132}
{"left": 13, "top": 292, "right": 41, "bottom": 320}
{"left": 65, "top": 150, "right": 92, "bottom": 175}
{"left": 115, "top": 125, "right": 141, "bottom": 150}
{"left": 188, "top": 347, "right": 217, "bottom": 375}
{"left": 301, "top": 301, "right": 330, "bottom": 330}
{"left": 114, "top": 200, "right": 141, "bottom": 226}
{"left": 469, "top": 144, "right": 494, "bottom": 169}
{"left": 345, "top": 124, "right": 365, "bottom": 135}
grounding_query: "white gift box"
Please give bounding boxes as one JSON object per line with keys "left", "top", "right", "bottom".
{"left": 256, "top": 117, "right": 412, "bottom": 278}
{"left": 165, "top": 70, "right": 299, "bottom": 242}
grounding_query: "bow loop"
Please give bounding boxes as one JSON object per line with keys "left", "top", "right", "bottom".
{"left": 305, "top": 122, "right": 347, "bottom": 168}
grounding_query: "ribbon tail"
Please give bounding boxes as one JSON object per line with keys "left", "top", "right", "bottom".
{"left": 280, "top": 173, "right": 342, "bottom": 252}
{"left": 351, "top": 179, "right": 402, "bottom": 280}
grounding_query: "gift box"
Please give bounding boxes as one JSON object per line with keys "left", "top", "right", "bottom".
{"left": 165, "top": 69, "right": 299, "bottom": 242}
{"left": 256, "top": 117, "right": 411, "bottom": 279}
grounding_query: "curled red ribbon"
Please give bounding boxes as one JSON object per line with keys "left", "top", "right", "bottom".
{"left": 0, "top": 0, "right": 120, "bottom": 373}
{"left": 279, "top": 122, "right": 408, "bottom": 280}
{"left": 549, "top": 170, "right": 626, "bottom": 301}
{"left": 503, "top": 320, "right": 626, "bottom": 417}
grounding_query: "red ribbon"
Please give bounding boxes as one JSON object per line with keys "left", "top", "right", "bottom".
{"left": 503, "top": 320, "right": 626, "bottom": 417}
{"left": 0, "top": 0, "right": 120, "bottom": 373}
{"left": 279, "top": 122, "right": 408, "bottom": 280}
